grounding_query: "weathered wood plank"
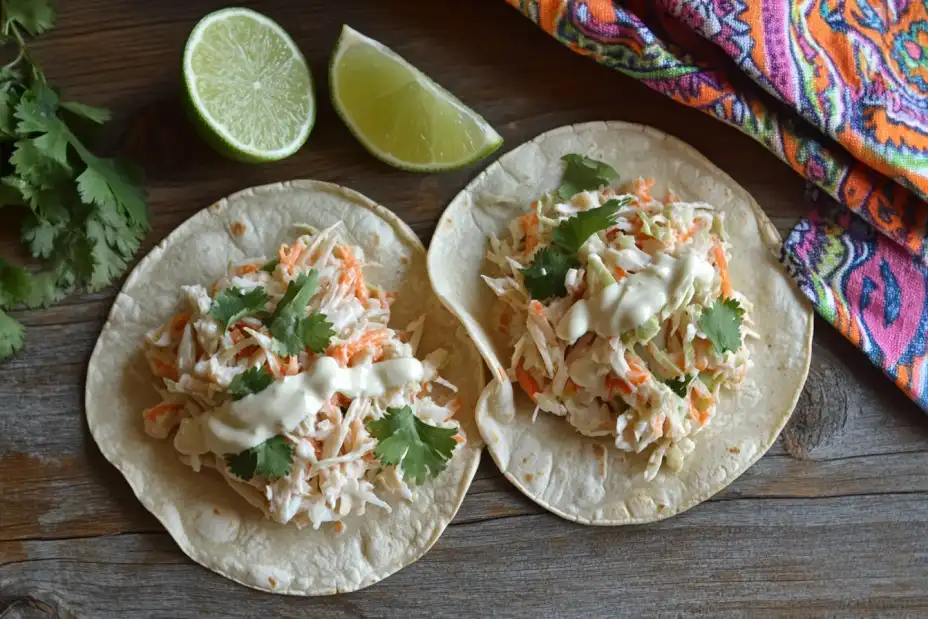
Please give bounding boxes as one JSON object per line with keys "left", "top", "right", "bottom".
{"left": 4, "top": 494, "right": 928, "bottom": 618}
{"left": 3, "top": 0, "right": 928, "bottom": 617}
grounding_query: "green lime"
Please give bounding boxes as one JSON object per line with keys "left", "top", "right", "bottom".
{"left": 329, "top": 26, "right": 503, "bottom": 172}
{"left": 183, "top": 8, "right": 314, "bottom": 163}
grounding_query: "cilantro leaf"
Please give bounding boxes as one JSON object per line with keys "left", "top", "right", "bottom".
{"left": 0, "top": 309, "right": 24, "bottom": 358}
{"left": 367, "top": 405, "right": 459, "bottom": 484}
{"left": 209, "top": 286, "right": 269, "bottom": 330}
{"left": 2, "top": 0, "right": 54, "bottom": 36}
{"left": 558, "top": 154, "right": 618, "bottom": 199}
{"left": 0, "top": 258, "right": 31, "bottom": 306}
{"left": 227, "top": 366, "right": 274, "bottom": 401}
{"left": 224, "top": 435, "right": 293, "bottom": 481}
{"left": 664, "top": 374, "right": 695, "bottom": 398}
{"left": 299, "top": 311, "right": 336, "bottom": 354}
{"left": 22, "top": 269, "right": 68, "bottom": 308}
{"left": 698, "top": 298, "right": 745, "bottom": 354}
{"left": 520, "top": 248, "right": 580, "bottom": 300}
{"left": 75, "top": 156, "right": 147, "bottom": 225}
{"left": 266, "top": 271, "right": 320, "bottom": 355}
{"left": 0, "top": 86, "right": 22, "bottom": 137}
{"left": 552, "top": 197, "right": 630, "bottom": 254}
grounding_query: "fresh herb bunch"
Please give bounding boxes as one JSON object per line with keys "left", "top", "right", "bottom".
{"left": 0, "top": 1, "right": 148, "bottom": 359}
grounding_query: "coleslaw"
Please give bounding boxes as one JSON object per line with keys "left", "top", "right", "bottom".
{"left": 141, "top": 223, "right": 465, "bottom": 529}
{"left": 483, "top": 176, "right": 754, "bottom": 481}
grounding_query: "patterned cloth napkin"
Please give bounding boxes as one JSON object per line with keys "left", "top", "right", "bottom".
{"left": 507, "top": 0, "right": 928, "bottom": 409}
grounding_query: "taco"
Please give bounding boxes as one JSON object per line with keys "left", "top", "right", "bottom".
{"left": 85, "top": 180, "right": 484, "bottom": 594}
{"left": 427, "top": 122, "right": 812, "bottom": 525}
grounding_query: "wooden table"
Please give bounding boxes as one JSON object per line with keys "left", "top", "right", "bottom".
{"left": 2, "top": 2, "right": 927, "bottom": 617}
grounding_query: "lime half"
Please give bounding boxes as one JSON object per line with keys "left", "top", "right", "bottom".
{"left": 330, "top": 26, "right": 503, "bottom": 172}
{"left": 183, "top": 8, "right": 314, "bottom": 163}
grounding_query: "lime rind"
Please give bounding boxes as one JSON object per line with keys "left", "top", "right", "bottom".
{"left": 330, "top": 25, "right": 503, "bottom": 172}
{"left": 183, "top": 8, "right": 315, "bottom": 163}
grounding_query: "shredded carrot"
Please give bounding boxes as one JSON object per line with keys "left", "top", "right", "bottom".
{"left": 677, "top": 220, "right": 702, "bottom": 244}
{"left": 665, "top": 189, "right": 680, "bottom": 203}
{"left": 694, "top": 338, "right": 711, "bottom": 371}
{"left": 605, "top": 372, "right": 632, "bottom": 395}
{"left": 278, "top": 242, "right": 304, "bottom": 270}
{"left": 688, "top": 397, "right": 701, "bottom": 421}
{"left": 698, "top": 410, "right": 711, "bottom": 425}
{"left": 634, "top": 177, "right": 655, "bottom": 203}
{"left": 235, "top": 345, "right": 258, "bottom": 361}
{"left": 651, "top": 414, "right": 666, "bottom": 436}
{"left": 516, "top": 363, "right": 540, "bottom": 400}
{"left": 624, "top": 354, "right": 650, "bottom": 386}
{"left": 521, "top": 212, "right": 540, "bottom": 254}
{"left": 453, "top": 434, "right": 466, "bottom": 444}
{"left": 278, "top": 355, "right": 300, "bottom": 376}
{"left": 143, "top": 402, "right": 183, "bottom": 421}
{"left": 335, "top": 244, "right": 369, "bottom": 302}
{"left": 150, "top": 357, "right": 179, "bottom": 381}
{"left": 528, "top": 300, "right": 546, "bottom": 316}
{"left": 613, "top": 266, "right": 628, "bottom": 280}
{"left": 329, "top": 329, "right": 389, "bottom": 366}
{"left": 170, "top": 312, "right": 191, "bottom": 334}
{"left": 713, "top": 241, "right": 732, "bottom": 298}
{"left": 234, "top": 263, "right": 260, "bottom": 276}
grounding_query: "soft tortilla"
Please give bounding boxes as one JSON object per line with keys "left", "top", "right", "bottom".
{"left": 85, "top": 180, "right": 484, "bottom": 594}
{"left": 427, "top": 122, "right": 812, "bottom": 525}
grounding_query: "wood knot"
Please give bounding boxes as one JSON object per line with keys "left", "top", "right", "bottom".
{"left": 781, "top": 345, "right": 855, "bottom": 459}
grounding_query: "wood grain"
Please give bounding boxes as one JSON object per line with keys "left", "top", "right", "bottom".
{"left": 2, "top": 1, "right": 928, "bottom": 617}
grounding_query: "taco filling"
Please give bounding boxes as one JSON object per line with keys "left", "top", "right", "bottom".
{"left": 142, "top": 223, "right": 465, "bottom": 530}
{"left": 482, "top": 155, "right": 755, "bottom": 481}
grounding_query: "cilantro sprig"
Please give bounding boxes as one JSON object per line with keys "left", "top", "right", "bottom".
{"left": 558, "top": 154, "right": 618, "bottom": 199}
{"left": 699, "top": 298, "right": 744, "bottom": 354}
{"left": 0, "top": 2, "right": 148, "bottom": 359}
{"left": 265, "top": 271, "right": 335, "bottom": 356}
{"left": 520, "top": 249, "right": 580, "bottom": 299}
{"left": 520, "top": 197, "right": 629, "bottom": 299}
{"left": 551, "top": 197, "right": 630, "bottom": 254}
{"left": 209, "top": 286, "right": 269, "bottom": 330}
{"left": 225, "top": 435, "right": 294, "bottom": 481}
{"left": 367, "top": 405, "right": 459, "bottom": 484}
{"left": 227, "top": 366, "right": 274, "bottom": 401}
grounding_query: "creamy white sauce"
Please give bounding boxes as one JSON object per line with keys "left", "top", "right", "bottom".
{"left": 556, "top": 251, "right": 714, "bottom": 344}
{"left": 174, "top": 357, "right": 424, "bottom": 456}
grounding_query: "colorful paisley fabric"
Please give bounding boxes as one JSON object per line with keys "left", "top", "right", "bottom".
{"left": 507, "top": 0, "right": 928, "bottom": 409}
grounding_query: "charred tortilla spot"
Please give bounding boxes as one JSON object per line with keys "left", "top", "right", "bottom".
{"left": 231, "top": 221, "right": 246, "bottom": 237}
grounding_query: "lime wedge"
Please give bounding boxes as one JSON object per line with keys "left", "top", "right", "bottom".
{"left": 183, "top": 8, "right": 314, "bottom": 163}
{"left": 330, "top": 26, "right": 503, "bottom": 171}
